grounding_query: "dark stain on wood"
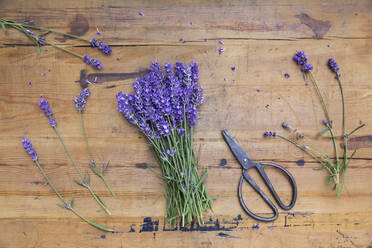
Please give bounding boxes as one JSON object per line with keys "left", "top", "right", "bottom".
{"left": 55, "top": 14, "right": 89, "bottom": 42}
{"left": 217, "top": 232, "right": 239, "bottom": 239}
{"left": 219, "top": 158, "right": 227, "bottom": 166}
{"left": 76, "top": 69, "right": 149, "bottom": 88}
{"left": 139, "top": 217, "right": 159, "bottom": 233}
{"left": 135, "top": 163, "right": 148, "bottom": 169}
{"left": 341, "top": 135, "right": 372, "bottom": 150}
{"left": 295, "top": 13, "right": 331, "bottom": 39}
{"left": 296, "top": 159, "right": 305, "bottom": 166}
{"left": 106, "top": 85, "right": 116, "bottom": 89}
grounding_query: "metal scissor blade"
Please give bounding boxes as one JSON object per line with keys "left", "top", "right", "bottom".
{"left": 221, "top": 129, "right": 258, "bottom": 170}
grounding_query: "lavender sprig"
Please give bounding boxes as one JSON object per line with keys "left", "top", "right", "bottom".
{"left": 276, "top": 52, "right": 365, "bottom": 197}
{"left": 74, "top": 88, "right": 117, "bottom": 197}
{"left": 21, "top": 138, "right": 114, "bottom": 232}
{"left": 0, "top": 18, "right": 109, "bottom": 70}
{"left": 39, "top": 96, "right": 111, "bottom": 214}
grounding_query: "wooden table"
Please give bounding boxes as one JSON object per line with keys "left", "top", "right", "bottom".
{"left": 0, "top": 1, "right": 371, "bottom": 247}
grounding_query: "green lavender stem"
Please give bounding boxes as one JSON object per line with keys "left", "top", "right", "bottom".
{"left": 53, "top": 126, "right": 111, "bottom": 215}
{"left": 33, "top": 160, "right": 114, "bottom": 232}
{"left": 0, "top": 18, "right": 91, "bottom": 43}
{"left": 43, "top": 39, "right": 83, "bottom": 59}
{"left": 78, "top": 110, "right": 117, "bottom": 198}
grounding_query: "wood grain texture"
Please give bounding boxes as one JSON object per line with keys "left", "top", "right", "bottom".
{"left": 0, "top": 0, "right": 371, "bottom": 247}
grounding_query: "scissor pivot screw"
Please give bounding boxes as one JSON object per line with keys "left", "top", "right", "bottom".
{"left": 243, "top": 158, "right": 248, "bottom": 162}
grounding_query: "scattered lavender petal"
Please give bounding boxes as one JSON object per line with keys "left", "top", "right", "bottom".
{"left": 252, "top": 223, "right": 259, "bottom": 229}
{"left": 204, "top": 38, "right": 208, "bottom": 42}
{"left": 179, "top": 38, "right": 183, "bottom": 42}
{"left": 219, "top": 40, "right": 224, "bottom": 45}
{"left": 218, "top": 47, "right": 225, "bottom": 55}
{"left": 48, "top": 68, "right": 51, "bottom": 72}
{"left": 43, "top": 73, "right": 46, "bottom": 77}
{"left": 182, "top": 40, "right": 186, "bottom": 43}
{"left": 265, "top": 104, "right": 270, "bottom": 109}
{"left": 116, "top": 57, "right": 120, "bottom": 61}
{"left": 232, "top": 80, "right": 235, "bottom": 83}
{"left": 284, "top": 73, "right": 290, "bottom": 78}
{"left": 44, "top": 49, "right": 48, "bottom": 53}
{"left": 96, "top": 27, "right": 101, "bottom": 35}
{"left": 224, "top": 78, "right": 226, "bottom": 81}
{"left": 277, "top": 96, "right": 280, "bottom": 99}
{"left": 327, "top": 44, "right": 331, "bottom": 47}
{"left": 26, "top": 19, "right": 34, "bottom": 25}
{"left": 189, "top": 21, "right": 192, "bottom": 25}
{"left": 28, "top": 81, "right": 32, "bottom": 87}
{"left": 256, "top": 89, "right": 260, "bottom": 92}
{"left": 139, "top": 10, "right": 144, "bottom": 16}
{"left": 231, "top": 66, "right": 236, "bottom": 71}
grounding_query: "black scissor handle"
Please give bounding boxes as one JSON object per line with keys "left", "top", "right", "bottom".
{"left": 256, "top": 162, "right": 297, "bottom": 210}
{"left": 238, "top": 163, "right": 297, "bottom": 222}
{"left": 238, "top": 172, "right": 279, "bottom": 222}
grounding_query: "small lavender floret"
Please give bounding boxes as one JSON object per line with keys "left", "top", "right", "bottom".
{"left": 167, "top": 148, "right": 176, "bottom": 157}
{"left": 284, "top": 73, "right": 290, "bottom": 78}
{"left": 322, "top": 120, "right": 328, "bottom": 126}
{"left": 139, "top": 10, "right": 144, "bottom": 16}
{"left": 83, "top": 55, "right": 103, "bottom": 70}
{"left": 21, "top": 138, "right": 38, "bottom": 161}
{"left": 252, "top": 223, "right": 259, "bottom": 229}
{"left": 39, "top": 97, "right": 53, "bottom": 117}
{"left": 48, "top": 117, "right": 57, "bottom": 127}
{"left": 301, "top": 63, "right": 313, "bottom": 72}
{"left": 218, "top": 47, "right": 225, "bottom": 55}
{"left": 293, "top": 50, "right": 308, "bottom": 65}
{"left": 74, "top": 88, "right": 91, "bottom": 111}
{"left": 282, "top": 122, "right": 290, "bottom": 129}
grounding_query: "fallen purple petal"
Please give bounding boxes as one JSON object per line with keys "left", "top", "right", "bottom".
{"left": 139, "top": 10, "right": 144, "bottom": 16}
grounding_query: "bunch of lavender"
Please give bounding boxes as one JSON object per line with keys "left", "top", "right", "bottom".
{"left": 74, "top": 88, "right": 117, "bottom": 197}
{"left": 39, "top": 96, "right": 111, "bottom": 214}
{"left": 21, "top": 138, "right": 114, "bottom": 232}
{"left": 266, "top": 51, "right": 364, "bottom": 197}
{"left": 116, "top": 61, "right": 214, "bottom": 226}
{"left": 0, "top": 18, "right": 112, "bottom": 70}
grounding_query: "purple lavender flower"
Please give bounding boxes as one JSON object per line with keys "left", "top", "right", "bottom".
{"left": 139, "top": 10, "right": 144, "bottom": 16}
{"left": 25, "top": 19, "right": 35, "bottom": 25}
{"left": 48, "top": 117, "right": 57, "bottom": 127}
{"left": 284, "top": 73, "right": 290, "bottom": 78}
{"left": 219, "top": 40, "right": 224, "bottom": 45}
{"left": 293, "top": 50, "right": 308, "bottom": 65}
{"left": 90, "top": 38, "right": 98, "bottom": 47}
{"left": 264, "top": 131, "right": 276, "bottom": 137}
{"left": 97, "top": 41, "right": 112, "bottom": 55}
{"left": 322, "top": 120, "right": 328, "bottom": 126}
{"left": 21, "top": 138, "right": 38, "bottom": 161}
{"left": 83, "top": 55, "right": 103, "bottom": 70}
{"left": 301, "top": 63, "right": 313, "bottom": 72}
{"left": 167, "top": 148, "right": 176, "bottom": 157}
{"left": 117, "top": 61, "right": 203, "bottom": 138}
{"left": 231, "top": 66, "right": 236, "bottom": 71}
{"left": 328, "top": 58, "right": 340, "bottom": 77}
{"left": 96, "top": 27, "right": 101, "bottom": 35}
{"left": 282, "top": 122, "right": 290, "bottom": 129}
{"left": 218, "top": 47, "right": 225, "bottom": 55}
{"left": 74, "top": 88, "right": 91, "bottom": 111}
{"left": 39, "top": 97, "right": 52, "bottom": 117}
{"left": 26, "top": 29, "right": 34, "bottom": 35}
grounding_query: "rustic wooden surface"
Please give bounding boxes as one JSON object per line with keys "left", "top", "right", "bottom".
{"left": 0, "top": 0, "right": 371, "bottom": 247}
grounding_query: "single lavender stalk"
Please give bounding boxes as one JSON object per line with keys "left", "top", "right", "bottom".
{"left": 21, "top": 138, "right": 114, "bottom": 232}
{"left": 0, "top": 18, "right": 105, "bottom": 69}
{"left": 75, "top": 88, "right": 117, "bottom": 197}
{"left": 39, "top": 97, "right": 111, "bottom": 214}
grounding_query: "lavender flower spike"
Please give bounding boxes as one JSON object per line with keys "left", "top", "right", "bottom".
{"left": 75, "top": 88, "right": 91, "bottom": 111}
{"left": 39, "top": 97, "right": 53, "bottom": 117}
{"left": 293, "top": 50, "right": 308, "bottom": 65}
{"left": 301, "top": 63, "right": 313, "bottom": 72}
{"left": 83, "top": 55, "right": 103, "bottom": 70}
{"left": 21, "top": 138, "right": 38, "bottom": 161}
{"left": 328, "top": 58, "right": 340, "bottom": 77}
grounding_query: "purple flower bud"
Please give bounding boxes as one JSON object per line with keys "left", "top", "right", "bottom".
{"left": 39, "top": 97, "right": 53, "bottom": 117}
{"left": 264, "top": 131, "right": 269, "bottom": 137}
{"left": 74, "top": 88, "right": 91, "bottom": 111}
{"left": 48, "top": 117, "right": 57, "bottom": 127}
{"left": 282, "top": 122, "right": 290, "bottom": 129}
{"left": 139, "top": 10, "right": 144, "bottom": 16}
{"left": 301, "top": 63, "right": 313, "bottom": 72}
{"left": 26, "top": 29, "right": 34, "bottom": 35}
{"left": 252, "top": 223, "right": 259, "bottom": 229}
{"left": 96, "top": 27, "right": 101, "bottom": 35}
{"left": 302, "top": 144, "right": 308, "bottom": 149}
{"left": 83, "top": 55, "right": 103, "bottom": 70}
{"left": 167, "top": 148, "right": 176, "bottom": 157}
{"left": 293, "top": 50, "right": 308, "bottom": 65}
{"left": 284, "top": 73, "right": 290, "bottom": 78}
{"left": 231, "top": 66, "right": 236, "bottom": 71}
{"left": 322, "top": 120, "right": 328, "bottom": 126}
{"left": 218, "top": 47, "right": 225, "bottom": 55}
{"left": 219, "top": 40, "right": 224, "bottom": 45}
{"left": 21, "top": 138, "right": 38, "bottom": 161}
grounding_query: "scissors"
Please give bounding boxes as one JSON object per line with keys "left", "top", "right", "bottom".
{"left": 222, "top": 129, "right": 297, "bottom": 222}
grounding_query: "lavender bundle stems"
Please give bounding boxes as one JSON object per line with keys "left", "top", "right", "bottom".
{"left": 22, "top": 139, "right": 114, "bottom": 232}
